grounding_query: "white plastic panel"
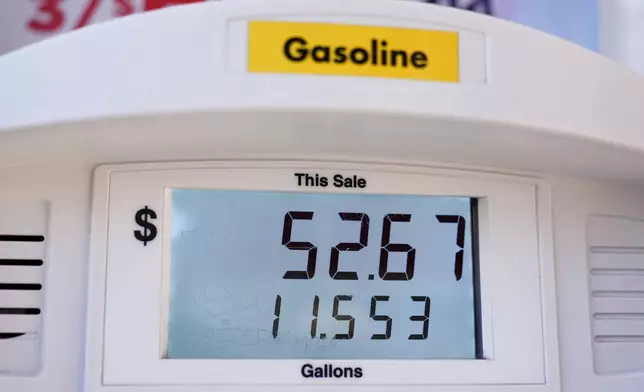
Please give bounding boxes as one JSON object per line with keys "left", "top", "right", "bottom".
{"left": 588, "top": 216, "right": 644, "bottom": 375}
{"left": 0, "top": 4, "right": 640, "bottom": 392}
{"left": 2, "top": 0, "right": 644, "bottom": 161}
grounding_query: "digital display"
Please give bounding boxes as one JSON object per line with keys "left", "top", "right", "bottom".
{"left": 166, "top": 190, "right": 480, "bottom": 360}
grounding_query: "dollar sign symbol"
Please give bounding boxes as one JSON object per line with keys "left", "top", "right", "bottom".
{"left": 134, "top": 206, "right": 158, "bottom": 246}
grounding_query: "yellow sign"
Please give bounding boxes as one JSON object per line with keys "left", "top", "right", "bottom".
{"left": 248, "top": 21, "right": 459, "bottom": 82}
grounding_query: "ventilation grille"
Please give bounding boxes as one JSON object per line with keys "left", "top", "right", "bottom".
{"left": 588, "top": 215, "right": 644, "bottom": 375}
{"left": 0, "top": 201, "right": 48, "bottom": 376}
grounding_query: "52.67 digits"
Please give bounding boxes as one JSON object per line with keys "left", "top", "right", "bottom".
{"left": 281, "top": 211, "right": 466, "bottom": 282}
{"left": 272, "top": 210, "right": 468, "bottom": 341}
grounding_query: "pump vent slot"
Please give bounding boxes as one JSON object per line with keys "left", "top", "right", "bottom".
{"left": 588, "top": 216, "right": 644, "bottom": 375}
{"left": 0, "top": 201, "right": 48, "bottom": 376}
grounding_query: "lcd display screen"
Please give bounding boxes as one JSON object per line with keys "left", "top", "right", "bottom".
{"left": 166, "top": 190, "right": 480, "bottom": 359}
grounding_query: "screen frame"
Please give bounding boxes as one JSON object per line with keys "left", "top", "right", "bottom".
{"left": 87, "top": 161, "right": 549, "bottom": 387}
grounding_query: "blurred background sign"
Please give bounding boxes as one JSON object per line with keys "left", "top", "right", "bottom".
{"left": 423, "top": 0, "right": 598, "bottom": 51}
{"left": 2, "top": 0, "right": 643, "bottom": 75}
{"left": 0, "top": 0, "right": 598, "bottom": 56}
